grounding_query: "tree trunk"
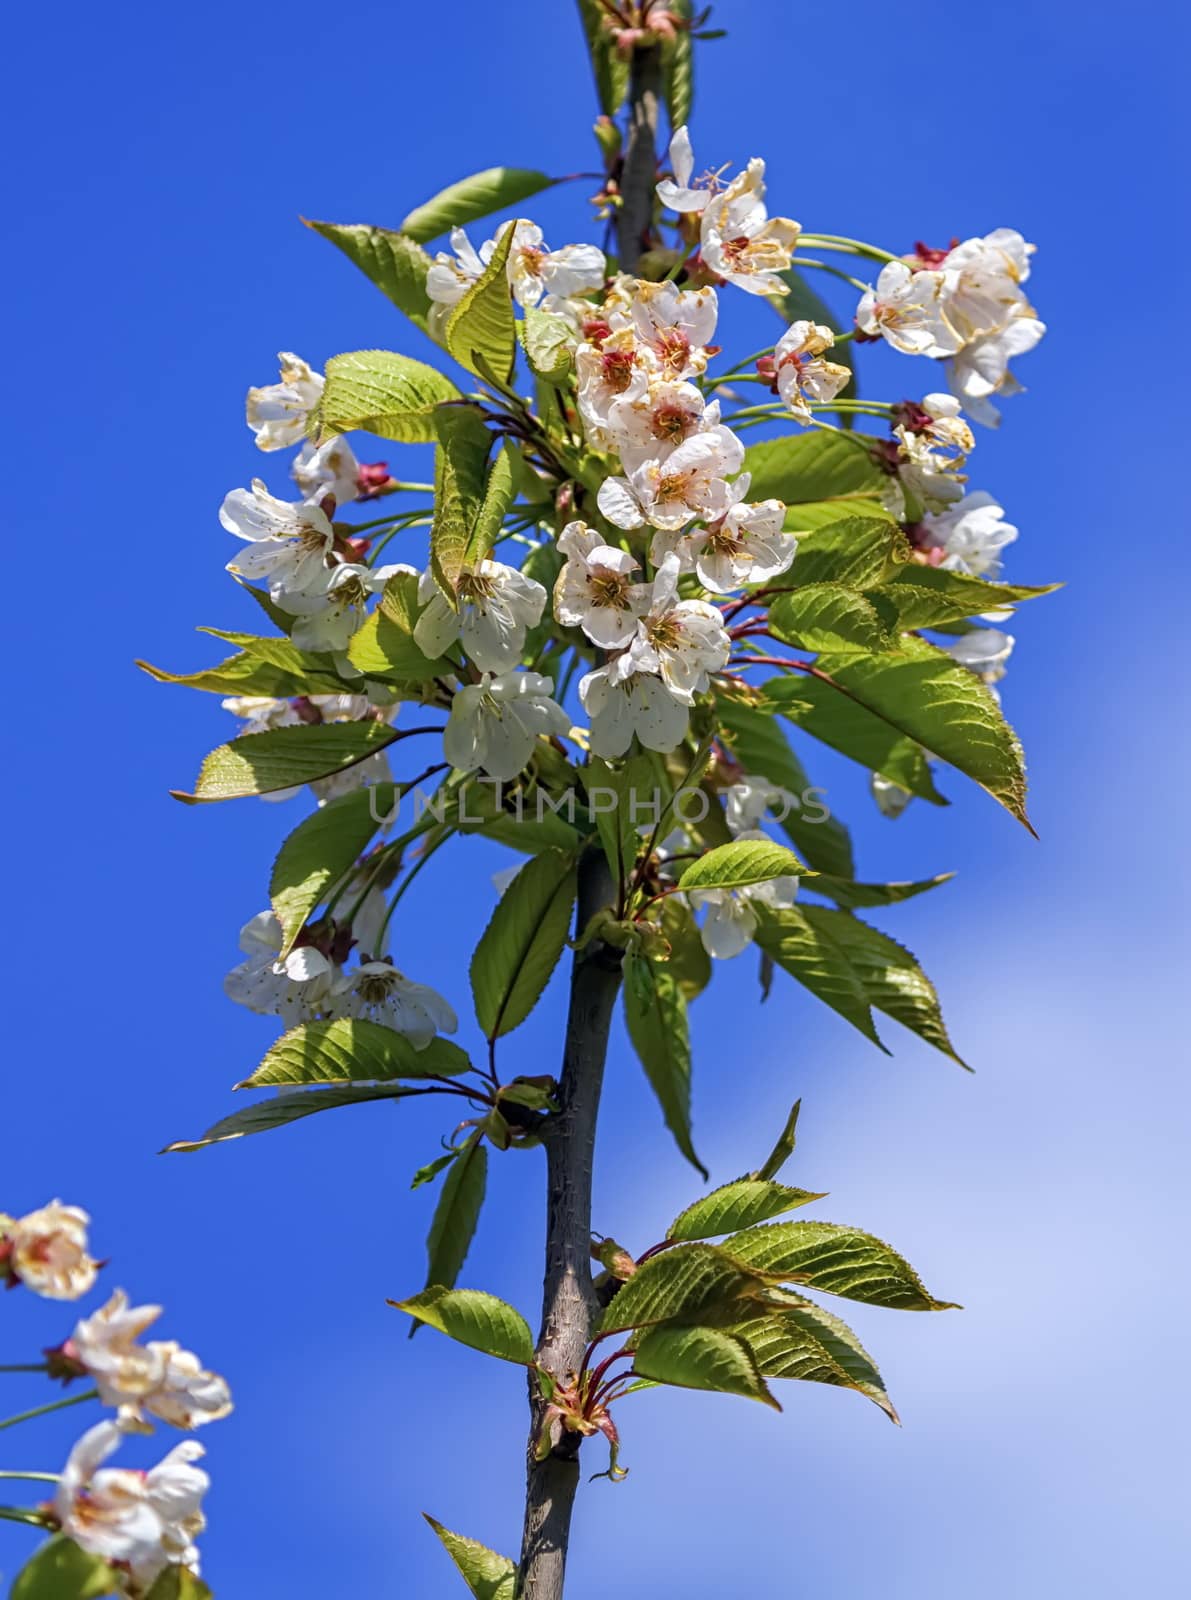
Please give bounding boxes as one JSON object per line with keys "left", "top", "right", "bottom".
{"left": 517, "top": 42, "right": 660, "bottom": 1600}
{"left": 516, "top": 851, "right": 622, "bottom": 1600}
{"left": 616, "top": 45, "right": 661, "bottom": 274}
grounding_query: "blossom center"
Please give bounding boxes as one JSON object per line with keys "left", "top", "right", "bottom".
{"left": 586, "top": 568, "right": 635, "bottom": 611}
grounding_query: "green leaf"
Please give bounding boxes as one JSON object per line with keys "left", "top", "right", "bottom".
{"left": 730, "top": 1293, "right": 897, "bottom": 1421}
{"left": 716, "top": 697, "right": 854, "bottom": 878}
{"left": 598, "top": 1242, "right": 767, "bottom": 1335}
{"left": 171, "top": 720, "right": 401, "bottom": 803}
{"left": 623, "top": 958, "right": 706, "bottom": 1179}
{"left": 806, "top": 872, "right": 954, "bottom": 911}
{"left": 659, "top": 897, "right": 712, "bottom": 1002}
{"left": 470, "top": 850, "right": 578, "bottom": 1038}
{"left": 423, "top": 1137, "right": 488, "bottom": 1294}
{"left": 400, "top": 169, "right": 559, "bottom": 244}
{"left": 678, "top": 838, "right": 806, "bottom": 892}
{"left": 668, "top": 1179, "right": 824, "bottom": 1241}
{"left": 785, "top": 516, "right": 911, "bottom": 588}
{"left": 768, "top": 582, "right": 900, "bottom": 654}
{"left": 809, "top": 636, "right": 1030, "bottom": 825}
{"left": 137, "top": 631, "right": 345, "bottom": 698}
{"left": 743, "top": 430, "right": 887, "bottom": 505}
{"left": 162, "top": 1084, "right": 419, "bottom": 1153}
{"left": 783, "top": 497, "right": 896, "bottom": 531}
{"left": 423, "top": 1515, "right": 516, "bottom": 1600}
{"left": 142, "top": 1567, "right": 212, "bottom": 1600}
{"left": 753, "top": 1098, "right": 802, "bottom": 1182}
{"left": 585, "top": 752, "right": 656, "bottom": 889}
{"left": 304, "top": 219, "right": 432, "bottom": 330}
{"left": 753, "top": 904, "right": 885, "bottom": 1048}
{"left": 760, "top": 673, "right": 945, "bottom": 803}
{"left": 390, "top": 1287, "right": 534, "bottom": 1364}
{"left": 633, "top": 1325, "right": 779, "bottom": 1408}
{"left": 10, "top": 1537, "right": 115, "bottom": 1600}
{"left": 445, "top": 221, "right": 518, "bottom": 384}
{"left": 348, "top": 569, "right": 456, "bottom": 678}
{"left": 411, "top": 1149, "right": 461, "bottom": 1189}
{"left": 431, "top": 404, "right": 493, "bottom": 594}
{"left": 877, "top": 565, "right": 1060, "bottom": 630}
{"left": 724, "top": 1220, "right": 959, "bottom": 1311}
{"left": 575, "top": 0, "right": 629, "bottom": 112}
{"left": 448, "top": 778, "right": 581, "bottom": 855}
{"left": 239, "top": 1017, "right": 471, "bottom": 1089}
{"left": 801, "top": 907, "right": 967, "bottom": 1066}
{"left": 318, "top": 349, "right": 460, "bottom": 444}
{"left": 520, "top": 307, "right": 575, "bottom": 382}
{"left": 270, "top": 786, "right": 387, "bottom": 955}
{"left": 467, "top": 441, "right": 517, "bottom": 566}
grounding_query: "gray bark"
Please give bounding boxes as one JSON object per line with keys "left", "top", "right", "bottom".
{"left": 515, "top": 851, "right": 622, "bottom": 1600}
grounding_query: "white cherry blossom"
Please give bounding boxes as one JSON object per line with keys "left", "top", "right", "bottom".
{"left": 579, "top": 657, "right": 690, "bottom": 757}
{"left": 872, "top": 772, "right": 915, "bottom": 819}
{"left": 576, "top": 330, "right": 656, "bottom": 444}
{"left": 606, "top": 378, "right": 716, "bottom": 471}
{"left": 426, "top": 226, "right": 488, "bottom": 307}
{"left": 221, "top": 480, "right": 335, "bottom": 601}
{"left": 656, "top": 125, "right": 714, "bottom": 213}
{"left": 724, "top": 777, "right": 798, "bottom": 836}
{"left": 224, "top": 912, "right": 337, "bottom": 1024}
{"left": 946, "top": 312, "right": 1046, "bottom": 426}
{"left": 291, "top": 435, "right": 360, "bottom": 507}
{"left": 330, "top": 961, "right": 457, "bottom": 1050}
{"left": 54, "top": 1421, "right": 208, "bottom": 1595}
{"left": 496, "top": 220, "right": 606, "bottom": 309}
{"left": 70, "top": 1291, "right": 233, "bottom": 1430}
{"left": 856, "top": 262, "right": 957, "bottom": 357}
{"left": 285, "top": 561, "right": 403, "bottom": 654}
{"left": 553, "top": 521, "right": 649, "bottom": 648}
{"left": 598, "top": 428, "right": 744, "bottom": 531}
{"left": 883, "top": 428, "right": 967, "bottom": 517}
{"left": 220, "top": 695, "right": 303, "bottom": 735}
{"left": 938, "top": 229, "right": 1036, "bottom": 346}
{"left": 688, "top": 832, "right": 799, "bottom": 959}
{"left": 917, "top": 492, "right": 1018, "bottom": 578}
{"left": 246, "top": 352, "right": 324, "bottom": 451}
{"left": 2, "top": 1202, "right": 98, "bottom": 1301}
{"left": 699, "top": 160, "right": 801, "bottom": 296}
{"left": 414, "top": 561, "right": 547, "bottom": 673}
{"left": 670, "top": 482, "right": 794, "bottom": 594}
{"left": 773, "top": 321, "right": 852, "bottom": 422}
{"left": 902, "top": 392, "right": 975, "bottom": 457}
{"left": 943, "top": 627, "right": 1015, "bottom": 692}
{"left": 623, "top": 554, "right": 730, "bottom": 700}
{"left": 444, "top": 671, "right": 570, "bottom": 781}
{"left": 628, "top": 280, "right": 718, "bottom": 378}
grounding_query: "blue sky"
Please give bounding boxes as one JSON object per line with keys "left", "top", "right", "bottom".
{"left": 3, "top": 0, "right": 1189, "bottom": 1595}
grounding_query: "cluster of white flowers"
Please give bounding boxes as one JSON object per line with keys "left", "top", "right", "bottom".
{"left": 522, "top": 222, "right": 798, "bottom": 757}
{"left": 53, "top": 1422, "right": 209, "bottom": 1596}
{"left": 225, "top": 354, "right": 407, "bottom": 660}
{"left": 857, "top": 230, "right": 1045, "bottom": 425}
{"left": 224, "top": 906, "right": 458, "bottom": 1050}
{"left": 428, "top": 219, "right": 606, "bottom": 322}
{"left": 657, "top": 126, "right": 801, "bottom": 295}
{"left": 0, "top": 1205, "right": 230, "bottom": 1594}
